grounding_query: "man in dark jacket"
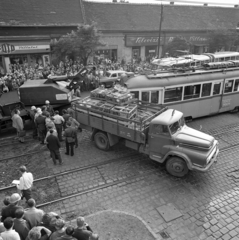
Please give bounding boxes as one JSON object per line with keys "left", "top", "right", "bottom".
{"left": 63, "top": 122, "right": 77, "bottom": 156}
{"left": 35, "top": 110, "right": 47, "bottom": 144}
{"left": 46, "top": 130, "right": 62, "bottom": 165}
{"left": 13, "top": 209, "right": 30, "bottom": 240}
{"left": 29, "top": 106, "right": 38, "bottom": 139}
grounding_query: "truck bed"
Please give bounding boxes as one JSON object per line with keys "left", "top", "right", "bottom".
{"left": 71, "top": 101, "right": 167, "bottom": 143}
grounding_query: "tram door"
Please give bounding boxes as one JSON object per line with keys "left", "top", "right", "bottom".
{"left": 210, "top": 81, "right": 223, "bottom": 114}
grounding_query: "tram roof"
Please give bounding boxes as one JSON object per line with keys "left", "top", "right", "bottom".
{"left": 125, "top": 68, "right": 239, "bottom": 89}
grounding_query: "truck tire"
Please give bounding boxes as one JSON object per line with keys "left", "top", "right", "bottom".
{"left": 166, "top": 157, "right": 188, "bottom": 177}
{"left": 94, "top": 132, "right": 110, "bottom": 151}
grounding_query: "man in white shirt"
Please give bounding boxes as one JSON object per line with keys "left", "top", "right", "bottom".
{"left": 16, "top": 166, "right": 33, "bottom": 202}
{"left": 53, "top": 110, "right": 65, "bottom": 141}
{"left": 1, "top": 217, "right": 20, "bottom": 240}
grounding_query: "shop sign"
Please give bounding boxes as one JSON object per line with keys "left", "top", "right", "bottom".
{"left": 125, "top": 35, "right": 208, "bottom": 46}
{"left": 0, "top": 43, "right": 50, "bottom": 54}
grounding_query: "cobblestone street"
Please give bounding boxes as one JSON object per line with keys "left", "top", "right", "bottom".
{"left": 34, "top": 112, "right": 239, "bottom": 239}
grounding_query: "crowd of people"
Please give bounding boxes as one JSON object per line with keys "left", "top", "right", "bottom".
{"left": 0, "top": 58, "right": 156, "bottom": 95}
{"left": 0, "top": 193, "right": 99, "bottom": 240}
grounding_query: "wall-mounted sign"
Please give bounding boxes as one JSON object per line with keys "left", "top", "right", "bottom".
{"left": 125, "top": 35, "right": 208, "bottom": 47}
{"left": 0, "top": 42, "right": 50, "bottom": 54}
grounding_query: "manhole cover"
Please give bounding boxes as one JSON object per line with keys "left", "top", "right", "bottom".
{"left": 159, "top": 230, "right": 170, "bottom": 239}
{"left": 156, "top": 203, "right": 183, "bottom": 222}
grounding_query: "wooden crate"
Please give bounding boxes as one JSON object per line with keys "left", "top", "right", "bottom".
{"left": 111, "top": 104, "right": 137, "bottom": 119}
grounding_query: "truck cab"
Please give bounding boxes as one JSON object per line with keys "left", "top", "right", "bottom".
{"left": 145, "top": 109, "right": 219, "bottom": 177}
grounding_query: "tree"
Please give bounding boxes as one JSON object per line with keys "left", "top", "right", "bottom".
{"left": 51, "top": 23, "right": 104, "bottom": 66}
{"left": 207, "top": 29, "right": 239, "bottom": 52}
{"left": 163, "top": 37, "right": 189, "bottom": 57}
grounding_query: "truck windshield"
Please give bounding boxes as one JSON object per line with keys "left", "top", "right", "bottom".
{"left": 169, "top": 117, "right": 185, "bottom": 135}
{"left": 105, "top": 72, "right": 111, "bottom": 77}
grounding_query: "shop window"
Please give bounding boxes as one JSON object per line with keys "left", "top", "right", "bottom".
{"left": 164, "top": 87, "right": 183, "bottom": 103}
{"left": 151, "top": 91, "right": 159, "bottom": 103}
{"left": 224, "top": 80, "right": 233, "bottom": 93}
{"left": 234, "top": 79, "right": 239, "bottom": 91}
{"left": 9, "top": 54, "right": 28, "bottom": 65}
{"left": 184, "top": 84, "right": 201, "bottom": 100}
{"left": 29, "top": 54, "right": 43, "bottom": 67}
{"left": 213, "top": 83, "right": 221, "bottom": 95}
{"left": 142, "top": 92, "right": 149, "bottom": 102}
{"left": 202, "top": 83, "right": 212, "bottom": 97}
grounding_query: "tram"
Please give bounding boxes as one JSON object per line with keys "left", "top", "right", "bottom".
{"left": 125, "top": 61, "right": 239, "bottom": 119}
{"left": 152, "top": 51, "right": 239, "bottom": 68}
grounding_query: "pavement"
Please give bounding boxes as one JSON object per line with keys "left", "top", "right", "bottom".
{"left": 38, "top": 111, "right": 239, "bottom": 240}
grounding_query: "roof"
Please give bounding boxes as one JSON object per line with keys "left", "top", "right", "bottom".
{"left": 84, "top": 1, "right": 239, "bottom": 31}
{"left": 151, "top": 109, "right": 183, "bottom": 125}
{"left": 0, "top": 0, "right": 238, "bottom": 31}
{"left": 0, "top": 0, "right": 84, "bottom": 26}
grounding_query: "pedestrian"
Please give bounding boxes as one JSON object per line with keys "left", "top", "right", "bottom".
{"left": 29, "top": 106, "right": 38, "bottom": 139}
{"left": 68, "top": 117, "right": 80, "bottom": 148}
{"left": 74, "top": 86, "right": 81, "bottom": 98}
{"left": 59, "top": 226, "right": 76, "bottom": 240}
{"left": 53, "top": 110, "right": 64, "bottom": 142}
{"left": 45, "top": 129, "right": 63, "bottom": 165}
{"left": 12, "top": 109, "right": 25, "bottom": 143}
{"left": 45, "top": 113, "right": 56, "bottom": 130}
{"left": 64, "top": 122, "right": 77, "bottom": 156}
{"left": 35, "top": 109, "right": 47, "bottom": 144}
{"left": 1, "top": 194, "right": 23, "bottom": 222}
{"left": 72, "top": 217, "right": 98, "bottom": 240}
{"left": 62, "top": 109, "right": 70, "bottom": 130}
{"left": 13, "top": 208, "right": 30, "bottom": 240}
{"left": 15, "top": 166, "right": 34, "bottom": 202}
{"left": 1, "top": 217, "right": 20, "bottom": 240}
{"left": 24, "top": 199, "right": 44, "bottom": 229}
{"left": 26, "top": 226, "right": 51, "bottom": 240}
{"left": 49, "top": 219, "right": 66, "bottom": 240}
{"left": 45, "top": 100, "right": 54, "bottom": 116}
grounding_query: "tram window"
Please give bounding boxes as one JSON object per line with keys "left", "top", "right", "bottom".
{"left": 225, "top": 57, "right": 231, "bottom": 61}
{"left": 202, "top": 83, "right": 212, "bottom": 97}
{"left": 213, "top": 83, "right": 221, "bottom": 95}
{"left": 224, "top": 80, "right": 233, "bottom": 93}
{"left": 234, "top": 79, "right": 239, "bottom": 92}
{"left": 237, "top": 56, "right": 239, "bottom": 60}
{"left": 184, "top": 84, "right": 201, "bottom": 100}
{"left": 164, "top": 87, "right": 183, "bottom": 103}
{"left": 151, "top": 91, "right": 159, "bottom": 103}
{"left": 142, "top": 92, "right": 150, "bottom": 102}
{"left": 131, "top": 91, "right": 139, "bottom": 99}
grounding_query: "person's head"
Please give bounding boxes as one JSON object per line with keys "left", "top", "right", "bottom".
{"left": 65, "top": 226, "right": 74, "bottom": 236}
{"left": 14, "top": 109, "right": 20, "bottom": 115}
{"left": 45, "top": 112, "right": 50, "bottom": 118}
{"left": 76, "top": 217, "right": 85, "bottom": 228}
{"left": 19, "top": 165, "right": 27, "bottom": 173}
{"left": 62, "top": 109, "right": 67, "bottom": 114}
{"left": 27, "top": 227, "right": 41, "bottom": 240}
{"left": 45, "top": 100, "right": 50, "bottom": 106}
{"left": 31, "top": 106, "right": 36, "bottom": 111}
{"left": 3, "top": 196, "right": 10, "bottom": 206}
{"left": 55, "top": 219, "right": 65, "bottom": 231}
{"left": 9, "top": 193, "right": 21, "bottom": 205}
{"left": 55, "top": 110, "right": 59, "bottom": 115}
{"left": 41, "top": 106, "right": 46, "bottom": 111}
{"left": 27, "top": 198, "right": 36, "bottom": 208}
{"left": 15, "top": 208, "right": 24, "bottom": 219}
{"left": 36, "top": 108, "right": 42, "bottom": 115}
{"left": 3, "top": 217, "right": 14, "bottom": 230}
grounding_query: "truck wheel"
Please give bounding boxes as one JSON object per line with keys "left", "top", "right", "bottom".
{"left": 94, "top": 132, "right": 110, "bottom": 151}
{"left": 166, "top": 157, "right": 188, "bottom": 177}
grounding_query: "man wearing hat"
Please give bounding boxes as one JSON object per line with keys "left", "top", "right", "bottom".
{"left": 35, "top": 110, "right": 46, "bottom": 144}
{"left": 16, "top": 166, "right": 34, "bottom": 202}
{"left": 45, "top": 100, "right": 54, "bottom": 116}
{"left": 1, "top": 194, "right": 23, "bottom": 222}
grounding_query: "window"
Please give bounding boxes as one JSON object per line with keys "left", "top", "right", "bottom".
{"left": 213, "top": 82, "right": 221, "bottom": 95}
{"left": 152, "top": 124, "right": 169, "bottom": 135}
{"left": 111, "top": 73, "right": 117, "bottom": 77}
{"left": 234, "top": 79, "right": 239, "bottom": 91}
{"left": 184, "top": 84, "right": 201, "bottom": 100}
{"left": 131, "top": 91, "right": 139, "bottom": 99}
{"left": 151, "top": 91, "right": 159, "bottom": 103}
{"left": 164, "top": 87, "right": 183, "bottom": 103}
{"left": 224, "top": 80, "right": 233, "bottom": 93}
{"left": 202, "top": 83, "right": 212, "bottom": 97}
{"left": 142, "top": 92, "right": 150, "bottom": 102}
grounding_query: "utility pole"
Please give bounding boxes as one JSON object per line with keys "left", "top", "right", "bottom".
{"left": 157, "top": 4, "right": 164, "bottom": 58}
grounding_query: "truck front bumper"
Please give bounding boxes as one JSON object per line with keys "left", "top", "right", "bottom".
{"left": 191, "top": 146, "right": 219, "bottom": 172}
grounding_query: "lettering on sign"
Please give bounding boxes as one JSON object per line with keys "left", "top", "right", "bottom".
{"left": 0, "top": 43, "right": 15, "bottom": 53}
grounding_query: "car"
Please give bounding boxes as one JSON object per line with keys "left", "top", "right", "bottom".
{"left": 99, "top": 70, "right": 134, "bottom": 88}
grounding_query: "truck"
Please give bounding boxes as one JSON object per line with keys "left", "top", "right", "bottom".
{"left": 70, "top": 94, "right": 219, "bottom": 177}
